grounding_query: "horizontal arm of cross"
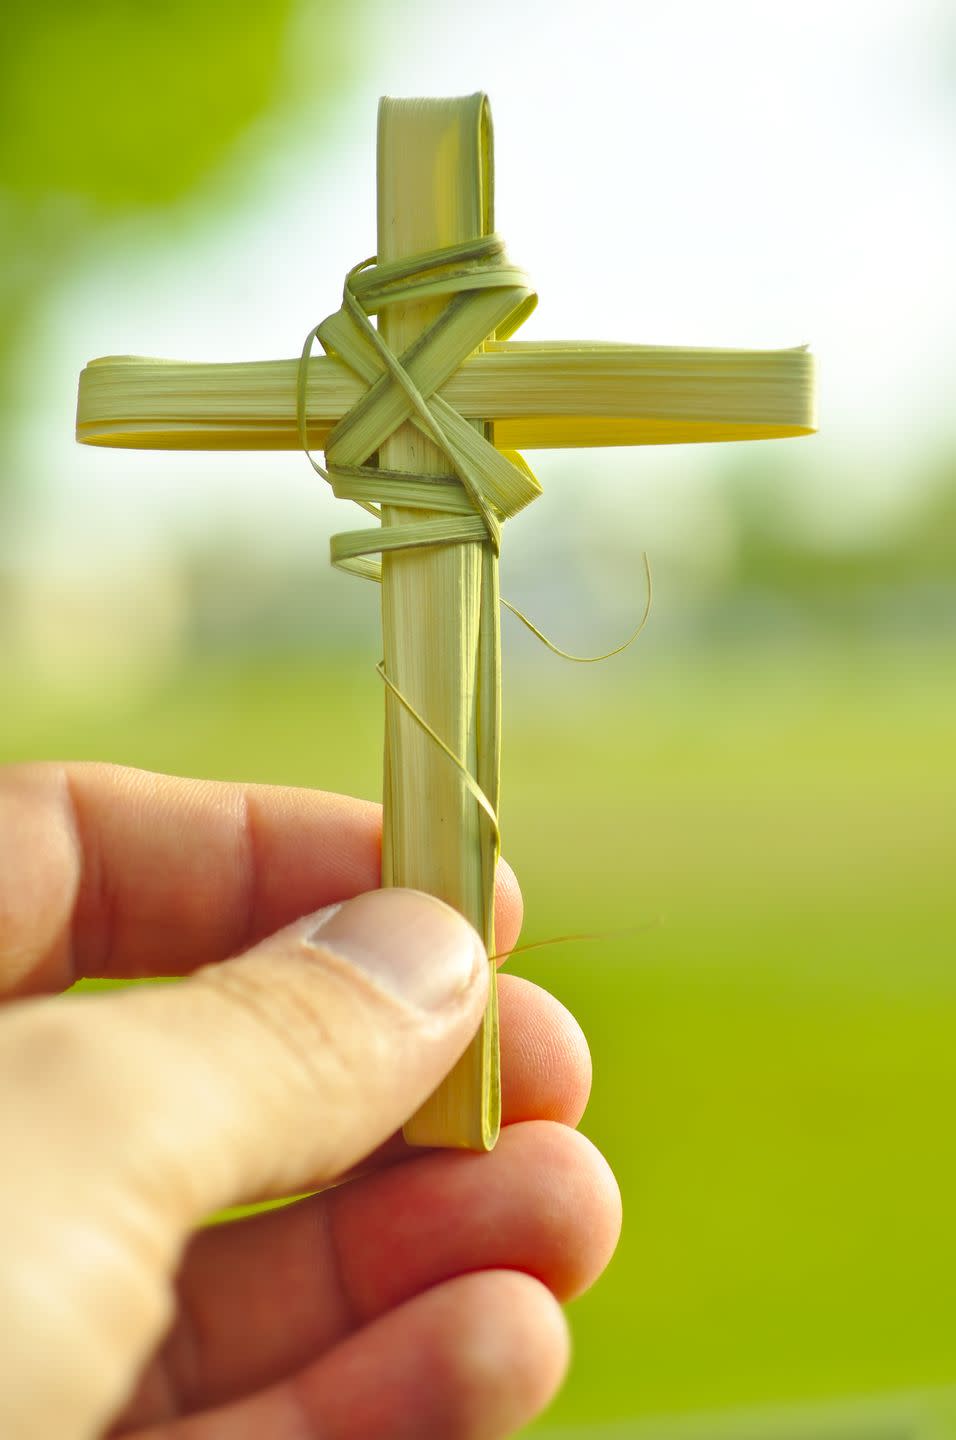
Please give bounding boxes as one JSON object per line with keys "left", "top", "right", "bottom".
{"left": 76, "top": 340, "right": 815, "bottom": 454}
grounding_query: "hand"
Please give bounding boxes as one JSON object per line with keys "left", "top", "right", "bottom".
{"left": 0, "top": 764, "right": 621, "bottom": 1440}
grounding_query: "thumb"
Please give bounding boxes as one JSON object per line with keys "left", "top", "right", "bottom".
{"left": 0, "top": 888, "right": 488, "bottom": 1440}
{"left": 113, "top": 885, "right": 490, "bottom": 1216}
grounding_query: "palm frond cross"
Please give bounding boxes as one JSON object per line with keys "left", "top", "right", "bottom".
{"left": 76, "top": 94, "right": 815, "bottom": 1152}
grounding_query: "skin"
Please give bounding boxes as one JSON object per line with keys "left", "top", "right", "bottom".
{"left": 0, "top": 764, "right": 622, "bottom": 1440}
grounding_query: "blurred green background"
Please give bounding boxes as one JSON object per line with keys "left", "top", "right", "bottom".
{"left": 2, "top": 1, "right": 955, "bottom": 1436}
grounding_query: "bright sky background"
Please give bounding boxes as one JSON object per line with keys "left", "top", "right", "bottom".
{"left": 11, "top": 0, "right": 955, "bottom": 582}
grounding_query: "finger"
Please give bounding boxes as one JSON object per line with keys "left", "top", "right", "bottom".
{"left": 0, "top": 889, "right": 489, "bottom": 1440}
{"left": 0, "top": 762, "right": 522, "bottom": 997}
{"left": 123, "top": 1271, "right": 569, "bottom": 1440}
{"left": 497, "top": 974, "right": 591, "bottom": 1127}
{"left": 117, "top": 1120, "right": 618, "bottom": 1429}
{"left": 195, "top": 969, "right": 592, "bottom": 1201}
{"left": 338, "top": 972, "right": 592, "bottom": 1185}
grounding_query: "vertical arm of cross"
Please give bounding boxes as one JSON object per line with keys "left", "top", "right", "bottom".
{"left": 377, "top": 96, "right": 502, "bottom": 1150}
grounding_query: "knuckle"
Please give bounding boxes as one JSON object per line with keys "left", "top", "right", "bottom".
{"left": 197, "top": 953, "right": 351, "bottom": 1095}
{"left": 0, "top": 998, "right": 135, "bottom": 1131}
{"left": 1, "top": 999, "right": 94, "bottom": 1093}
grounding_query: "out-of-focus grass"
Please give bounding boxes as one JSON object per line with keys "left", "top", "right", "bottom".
{"left": 3, "top": 642, "right": 955, "bottom": 1429}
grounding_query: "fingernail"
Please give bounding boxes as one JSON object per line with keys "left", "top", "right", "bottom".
{"left": 305, "top": 889, "right": 485, "bottom": 1011}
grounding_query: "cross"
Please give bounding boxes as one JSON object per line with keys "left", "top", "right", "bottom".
{"left": 76, "top": 93, "right": 815, "bottom": 1153}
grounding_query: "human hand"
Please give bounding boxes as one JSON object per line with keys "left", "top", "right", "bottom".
{"left": 0, "top": 764, "right": 621, "bottom": 1440}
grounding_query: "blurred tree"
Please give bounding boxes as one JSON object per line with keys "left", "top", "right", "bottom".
{"left": 0, "top": 0, "right": 357, "bottom": 510}
{"left": 715, "top": 446, "right": 956, "bottom": 643}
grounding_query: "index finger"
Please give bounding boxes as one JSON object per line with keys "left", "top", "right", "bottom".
{"left": 0, "top": 763, "right": 523, "bottom": 998}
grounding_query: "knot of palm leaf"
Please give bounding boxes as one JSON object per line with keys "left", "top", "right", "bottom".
{"left": 297, "top": 234, "right": 542, "bottom": 581}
